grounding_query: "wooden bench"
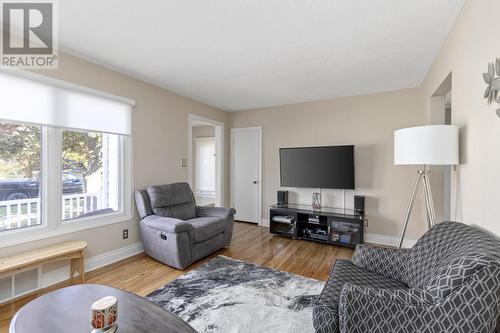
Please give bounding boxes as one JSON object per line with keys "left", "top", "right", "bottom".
{"left": 0, "top": 241, "right": 88, "bottom": 284}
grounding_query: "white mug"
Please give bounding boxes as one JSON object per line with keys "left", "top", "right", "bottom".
{"left": 91, "top": 296, "right": 118, "bottom": 331}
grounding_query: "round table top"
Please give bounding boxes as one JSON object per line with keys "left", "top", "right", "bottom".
{"left": 10, "top": 284, "right": 196, "bottom": 333}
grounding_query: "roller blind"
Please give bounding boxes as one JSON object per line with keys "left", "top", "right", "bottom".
{"left": 0, "top": 71, "right": 132, "bottom": 135}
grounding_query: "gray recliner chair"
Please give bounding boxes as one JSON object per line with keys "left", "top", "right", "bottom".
{"left": 135, "top": 182, "right": 235, "bottom": 269}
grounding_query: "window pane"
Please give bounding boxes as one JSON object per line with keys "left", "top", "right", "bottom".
{"left": 0, "top": 122, "right": 42, "bottom": 231}
{"left": 62, "top": 130, "right": 119, "bottom": 220}
{"left": 195, "top": 138, "right": 216, "bottom": 194}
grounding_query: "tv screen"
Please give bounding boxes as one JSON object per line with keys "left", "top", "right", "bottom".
{"left": 280, "top": 145, "right": 355, "bottom": 189}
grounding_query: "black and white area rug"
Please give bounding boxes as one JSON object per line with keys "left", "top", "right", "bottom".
{"left": 146, "top": 256, "right": 324, "bottom": 333}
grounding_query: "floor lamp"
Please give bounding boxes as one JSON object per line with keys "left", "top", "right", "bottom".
{"left": 394, "top": 125, "right": 459, "bottom": 249}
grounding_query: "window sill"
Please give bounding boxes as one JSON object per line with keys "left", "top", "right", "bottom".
{"left": 195, "top": 190, "right": 216, "bottom": 198}
{"left": 0, "top": 212, "right": 132, "bottom": 249}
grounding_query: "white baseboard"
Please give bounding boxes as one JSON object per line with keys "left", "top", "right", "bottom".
{"left": 41, "top": 242, "right": 143, "bottom": 288}
{"left": 365, "top": 233, "right": 416, "bottom": 248}
{"left": 58, "top": 242, "right": 143, "bottom": 283}
{"left": 260, "top": 218, "right": 270, "bottom": 227}
{"left": 85, "top": 242, "right": 144, "bottom": 272}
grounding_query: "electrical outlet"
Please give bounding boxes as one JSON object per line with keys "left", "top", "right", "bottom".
{"left": 122, "top": 229, "right": 128, "bottom": 239}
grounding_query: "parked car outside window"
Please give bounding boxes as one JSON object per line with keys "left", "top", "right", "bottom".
{"left": 0, "top": 172, "right": 83, "bottom": 201}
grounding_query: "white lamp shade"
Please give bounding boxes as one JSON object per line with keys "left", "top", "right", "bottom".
{"left": 394, "top": 125, "right": 459, "bottom": 165}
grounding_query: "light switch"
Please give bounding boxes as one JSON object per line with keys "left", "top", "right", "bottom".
{"left": 180, "top": 158, "right": 187, "bottom": 167}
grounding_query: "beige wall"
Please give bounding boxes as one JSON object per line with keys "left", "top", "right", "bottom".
{"left": 193, "top": 125, "right": 216, "bottom": 138}
{"left": 419, "top": 0, "right": 500, "bottom": 237}
{"left": 230, "top": 88, "right": 427, "bottom": 242}
{"left": 1, "top": 52, "right": 229, "bottom": 258}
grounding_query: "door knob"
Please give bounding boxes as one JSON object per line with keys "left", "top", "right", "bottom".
{"left": 253, "top": 181, "right": 259, "bottom": 184}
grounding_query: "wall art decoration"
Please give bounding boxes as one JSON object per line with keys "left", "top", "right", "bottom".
{"left": 482, "top": 58, "right": 500, "bottom": 117}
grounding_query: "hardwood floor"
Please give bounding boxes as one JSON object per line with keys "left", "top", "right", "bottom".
{"left": 0, "top": 222, "right": 353, "bottom": 332}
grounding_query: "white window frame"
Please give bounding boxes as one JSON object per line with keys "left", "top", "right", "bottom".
{"left": 0, "top": 127, "right": 132, "bottom": 248}
{"left": 0, "top": 72, "right": 134, "bottom": 249}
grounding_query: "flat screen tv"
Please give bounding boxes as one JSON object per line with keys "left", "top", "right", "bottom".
{"left": 280, "top": 145, "right": 355, "bottom": 189}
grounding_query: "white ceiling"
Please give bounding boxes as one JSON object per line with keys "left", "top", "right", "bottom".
{"left": 57, "top": 0, "right": 465, "bottom": 111}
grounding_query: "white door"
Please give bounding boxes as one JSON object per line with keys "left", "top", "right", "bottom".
{"left": 231, "top": 127, "right": 261, "bottom": 223}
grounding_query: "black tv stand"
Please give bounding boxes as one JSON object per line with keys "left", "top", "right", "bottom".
{"left": 269, "top": 204, "right": 365, "bottom": 248}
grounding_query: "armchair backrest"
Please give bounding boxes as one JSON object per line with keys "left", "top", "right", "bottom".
{"left": 404, "top": 221, "right": 500, "bottom": 299}
{"left": 146, "top": 182, "right": 196, "bottom": 220}
{"left": 135, "top": 190, "right": 153, "bottom": 219}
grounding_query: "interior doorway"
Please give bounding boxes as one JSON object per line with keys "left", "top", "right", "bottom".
{"left": 188, "top": 114, "right": 224, "bottom": 207}
{"left": 443, "top": 91, "right": 452, "bottom": 220}
{"left": 430, "top": 73, "right": 454, "bottom": 221}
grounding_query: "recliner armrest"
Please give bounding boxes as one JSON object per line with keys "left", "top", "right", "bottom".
{"left": 352, "top": 244, "right": 410, "bottom": 281}
{"left": 341, "top": 283, "right": 435, "bottom": 307}
{"left": 338, "top": 283, "right": 435, "bottom": 332}
{"left": 196, "top": 206, "right": 236, "bottom": 219}
{"left": 141, "top": 215, "right": 194, "bottom": 234}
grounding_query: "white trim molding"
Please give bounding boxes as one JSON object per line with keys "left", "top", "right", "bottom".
{"left": 0, "top": 213, "right": 133, "bottom": 249}
{"left": 260, "top": 218, "right": 270, "bottom": 227}
{"left": 85, "top": 242, "right": 144, "bottom": 272}
{"left": 365, "top": 233, "right": 417, "bottom": 248}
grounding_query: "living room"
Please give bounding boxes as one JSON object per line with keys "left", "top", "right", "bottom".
{"left": 0, "top": 0, "right": 499, "bottom": 332}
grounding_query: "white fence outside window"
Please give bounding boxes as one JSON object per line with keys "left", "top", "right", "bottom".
{"left": 0, "top": 193, "right": 99, "bottom": 231}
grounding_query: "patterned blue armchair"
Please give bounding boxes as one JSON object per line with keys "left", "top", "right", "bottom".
{"left": 313, "top": 221, "right": 500, "bottom": 333}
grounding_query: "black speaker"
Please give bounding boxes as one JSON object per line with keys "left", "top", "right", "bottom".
{"left": 277, "top": 190, "right": 289, "bottom": 205}
{"left": 354, "top": 195, "right": 365, "bottom": 214}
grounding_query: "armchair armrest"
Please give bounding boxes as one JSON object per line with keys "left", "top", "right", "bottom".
{"left": 341, "top": 283, "right": 435, "bottom": 307}
{"left": 141, "top": 215, "right": 194, "bottom": 234}
{"left": 196, "top": 206, "right": 236, "bottom": 219}
{"left": 352, "top": 244, "right": 410, "bottom": 281}
{"left": 338, "top": 283, "right": 435, "bottom": 333}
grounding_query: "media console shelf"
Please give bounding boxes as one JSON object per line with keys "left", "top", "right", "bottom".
{"left": 270, "top": 204, "right": 364, "bottom": 248}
